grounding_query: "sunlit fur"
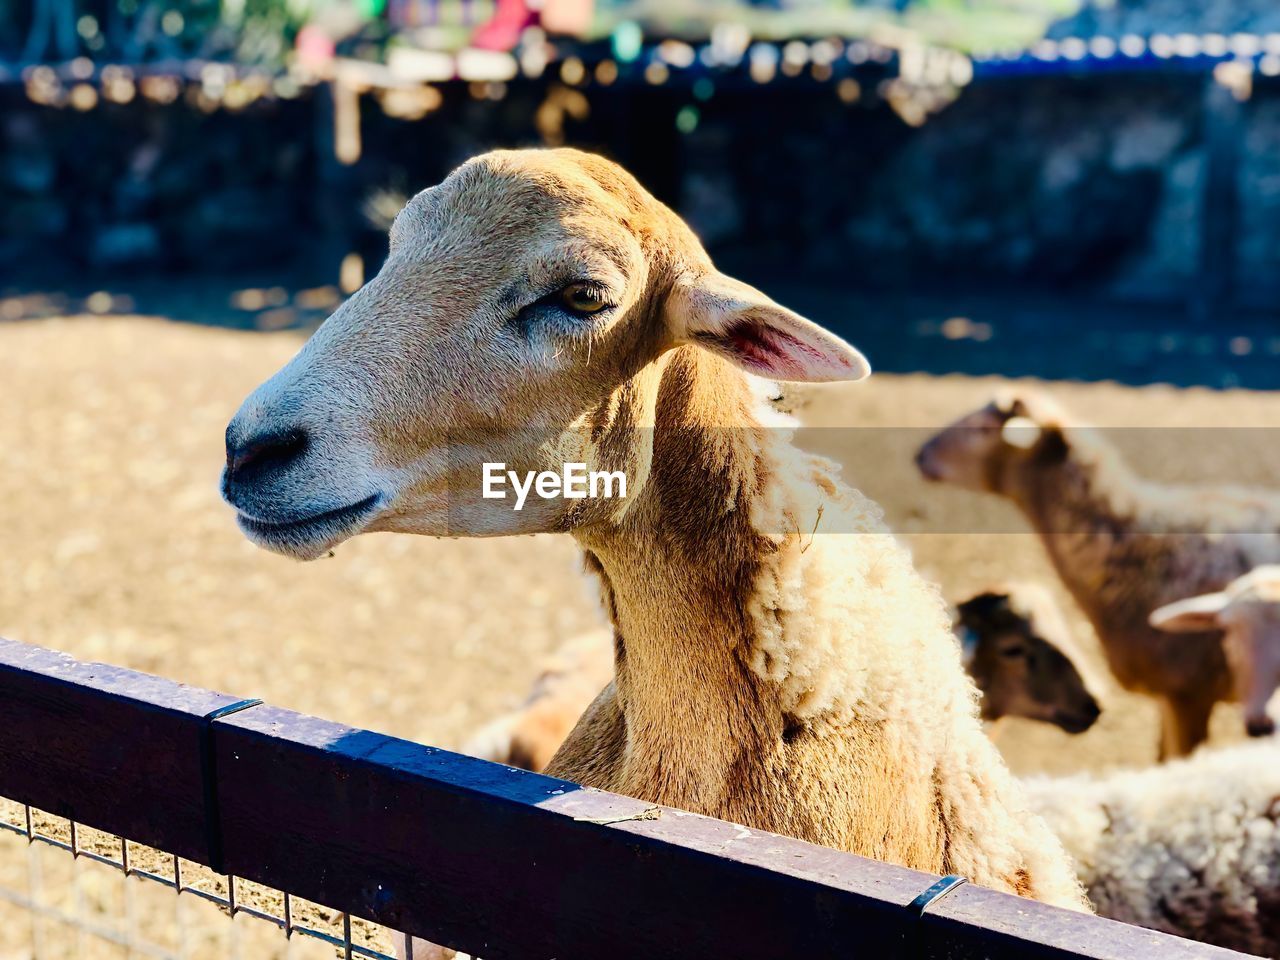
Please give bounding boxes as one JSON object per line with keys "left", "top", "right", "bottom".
{"left": 918, "top": 389, "right": 1280, "bottom": 758}
{"left": 545, "top": 356, "right": 1085, "bottom": 907}
{"left": 466, "top": 583, "right": 1103, "bottom": 776}
{"left": 225, "top": 150, "right": 1087, "bottom": 919}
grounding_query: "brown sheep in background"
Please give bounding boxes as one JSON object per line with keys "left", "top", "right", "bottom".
{"left": 462, "top": 629, "right": 615, "bottom": 772}
{"left": 916, "top": 389, "right": 1280, "bottom": 758}
{"left": 1151, "top": 565, "right": 1280, "bottom": 739}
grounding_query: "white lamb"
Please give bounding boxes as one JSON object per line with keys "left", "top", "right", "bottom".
{"left": 1025, "top": 741, "right": 1280, "bottom": 956}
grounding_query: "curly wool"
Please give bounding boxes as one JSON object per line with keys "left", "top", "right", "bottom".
{"left": 744, "top": 423, "right": 1088, "bottom": 909}
{"left": 1025, "top": 742, "right": 1280, "bottom": 956}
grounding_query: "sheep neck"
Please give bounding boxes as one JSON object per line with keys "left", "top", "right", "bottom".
{"left": 1006, "top": 432, "right": 1148, "bottom": 607}
{"left": 572, "top": 347, "right": 784, "bottom": 809}
{"left": 559, "top": 353, "right": 1092, "bottom": 910}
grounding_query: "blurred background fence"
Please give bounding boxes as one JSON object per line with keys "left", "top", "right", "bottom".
{"left": 4, "top": 0, "right": 1280, "bottom": 388}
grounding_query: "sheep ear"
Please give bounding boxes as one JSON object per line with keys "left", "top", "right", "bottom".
{"left": 1001, "top": 416, "right": 1042, "bottom": 449}
{"left": 994, "top": 391, "right": 1028, "bottom": 417}
{"left": 956, "top": 624, "right": 981, "bottom": 668}
{"left": 668, "top": 272, "right": 870, "bottom": 383}
{"left": 1149, "top": 593, "right": 1228, "bottom": 633}
{"left": 1002, "top": 415, "right": 1068, "bottom": 462}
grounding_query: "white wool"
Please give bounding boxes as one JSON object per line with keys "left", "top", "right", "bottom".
{"left": 740, "top": 435, "right": 1087, "bottom": 908}
{"left": 746, "top": 434, "right": 967, "bottom": 731}
{"left": 745, "top": 373, "right": 800, "bottom": 430}
{"left": 1024, "top": 740, "right": 1280, "bottom": 955}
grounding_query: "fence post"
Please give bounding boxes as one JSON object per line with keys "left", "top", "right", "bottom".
{"left": 1194, "top": 73, "right": 1243, "bottom": 324}
{"left": 313, "top": 78, "right": 361, "bottom": 285}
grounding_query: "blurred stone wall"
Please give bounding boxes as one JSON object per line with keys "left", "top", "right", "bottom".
{"left": 844, "top": 76, "right": 1192, "bottom": 288}
{"left": 679, "top": 74, "right": 1279, "bottom": 306}
{"left": 1237, "top": 93, "right": 1280, "bottom": 296}
{"left": 3, "top": 75, "right": 1279, "bottom": 308}
{"left": 0, "top": 92, "right": 313, "bottom": 272}
{"left": 839, "top": 75, "right": 1205, "bottom": 295}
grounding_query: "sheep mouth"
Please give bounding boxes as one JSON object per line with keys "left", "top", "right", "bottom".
{"left": 236, "top": 494, "right": 383, "bottom": 556}
{"left": 1053, "top": 710, "right": 1100, "bottom": 735}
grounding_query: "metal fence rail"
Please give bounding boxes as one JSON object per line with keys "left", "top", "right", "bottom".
{"left": 0, "top": 635, "right": 1261, "bottom": 960}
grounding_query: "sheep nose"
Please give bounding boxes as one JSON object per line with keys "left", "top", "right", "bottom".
{"left": 915, "top": 445, "right": 941, "bottom": 480}
{"left": 1056, "top": 699, "right": 1102, "bottom": 734}
{"left": 225, "top": 427, "right": 310, "bottom": 482}
{"left": 1245, "top": 716, "right": 1275, "bottom": 738}
{"left": 1081, "top": 699, "right": 1102, "bottom": 726}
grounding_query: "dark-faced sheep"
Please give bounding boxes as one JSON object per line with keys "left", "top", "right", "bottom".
{"left": 956, "top": 582, "right": 1104, "bottom": 735}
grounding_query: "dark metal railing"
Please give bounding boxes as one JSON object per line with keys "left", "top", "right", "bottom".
{"left": 0, "top": 635, "right": 1260, "bottom": 960}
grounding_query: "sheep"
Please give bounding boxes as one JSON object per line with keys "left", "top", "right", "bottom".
{"left": 916, "top": 389, "right": 1280, "bottom": 758}
{"left": 470, "top": 581, "right": 1103, "bottom": 773}
{"left": 1151, "top": 566, "right": 1280, "bottom": 739}
{"left": 221, "top": 148, "right": 1089, "bottom": 916}
{"left": 1024, "top": 740, "right": 1280, "bottom": 956}
{"left": 956, "top": 582, "right": 1104, "bottom": 735}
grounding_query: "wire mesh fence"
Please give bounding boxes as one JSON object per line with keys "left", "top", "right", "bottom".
{"left": 0, "top": 798, "right": 401, "bottom": 960}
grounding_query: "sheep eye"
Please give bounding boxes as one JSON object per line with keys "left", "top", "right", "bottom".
{"left": 999, "top": 644, "right": 1027, "bottom": 659}
{"left": 559, "top": 282, "right": 609, "bottom": 316}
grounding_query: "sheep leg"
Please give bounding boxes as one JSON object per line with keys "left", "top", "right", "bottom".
{"left": 1157, "top": 694, "right": 1214, "bottom": 760}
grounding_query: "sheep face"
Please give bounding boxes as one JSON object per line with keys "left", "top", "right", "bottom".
{"left": 221, "top": 149, "right": 868, "bottom": 560}
{"left": 1227, "top": 607, "right": 1280, "bottom": 737}
{"left": 915, "top": 393, "right": 1067, "bottom": 494}
{"left": 957, "top": 588, "right": 1102, "bottom": 733}
{"left": 1150, "top": 567, "right": 1280, "bottom": 738}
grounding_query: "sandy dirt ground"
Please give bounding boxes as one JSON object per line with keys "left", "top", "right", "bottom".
{"left": 1, "top": 315, "right": 1278, "bottom": 957}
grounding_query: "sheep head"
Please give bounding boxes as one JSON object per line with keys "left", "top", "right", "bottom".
{"left": 915, "top": 390, "right": 1071, "bottom": 494}
{"left": 1150, "top": 566, "right": 1280, "bottom": 738}
{"left": 956, "top": 584, "right": 1103, "bottom": 733}
{"left": 221, "top": 148, "right": 868, "bottom": 560}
